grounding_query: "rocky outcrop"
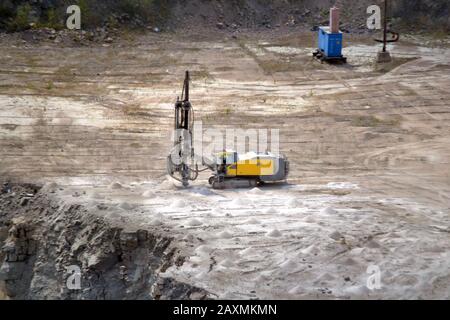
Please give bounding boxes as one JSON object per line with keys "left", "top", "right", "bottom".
{"left": 0, "top": 184, "right": 207, "bottom": 300}
{"left": 1, "top": 0, "right": 448, "bottom": 33}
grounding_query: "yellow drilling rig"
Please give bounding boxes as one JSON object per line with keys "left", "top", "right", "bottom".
{"left": 167, "top": 71, "right": 289, "bottom": 189}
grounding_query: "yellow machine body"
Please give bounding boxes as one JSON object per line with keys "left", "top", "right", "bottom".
{"left": 225, "top": 158, "right": 275, "bottom": 177}
{"left": 215, "top": 151, "right": 287, "bottom": 181}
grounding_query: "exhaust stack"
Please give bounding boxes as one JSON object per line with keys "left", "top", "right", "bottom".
{"left": 330, "top": 6, "right": 340, "bottom": 33}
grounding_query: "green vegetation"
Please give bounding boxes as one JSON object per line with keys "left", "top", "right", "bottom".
{"left": 4, "top": 3, "right": 62, "bottom": 31}
{"left": 119, "top": 0, "right": 153, "bottom": 17}
{"left": 6, "top": 3, "right": 32, "bottom": 32}
{"left": 351, "top": 115, "right": 400, "bottom": 128}
{"left": 0, "top": 2, "right": 14, "bottom": 21}
{"left": 431, "top": 29, "right": 449, "bottom": 40}
{"left": 130, "top": 142, "right": 142, "bottom": 149}
{"left": 77, "top": 0, "right": 101, "bottom": 28}
{"left": 46, "top": 81, "right": 54, "bottom": 91}
{"left": 118, "top": 0, "right": 171, "bottom": 25}
{"left": 25, "top": 82, "right": 38, "bottom": 91}
{"left": 215, "top": 66, "right": 234, "bottom": 72}
{"left": 191, "top": 70, "right": 211, "bottom": 79}
{"left": 44, "top": 8, "right": 63, "bottom": 30}
{"left": 32, "top": 8, "right": 64, "bottom": 30}
{"left": 106, "top": 15, "right": 120, "bottom": 29}
{"left": 0, "top": 0, "right": 173, "bottom": 31}
{"left": 319, "top": 8, "right": 328, "bottom": 18}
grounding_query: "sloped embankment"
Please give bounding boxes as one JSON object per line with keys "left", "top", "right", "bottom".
{"left": 0, "top": 184, "right": 206, "bottom": 300}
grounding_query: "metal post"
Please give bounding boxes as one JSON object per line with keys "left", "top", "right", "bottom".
{"left": 383, "top": 0, "right": 387, "bottom": 53}
{"left": 184, "top": 71, "right": 189, "bottom": 102}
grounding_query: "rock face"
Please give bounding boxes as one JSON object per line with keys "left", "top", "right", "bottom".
{"left": 393, "top": 0, "right": 450, "bottom": 27}
{"left": 1, "top": 0, "right": 448, "bottom": 32}
{"left": 0, "top": 185, "right": 207, "bottom": 300}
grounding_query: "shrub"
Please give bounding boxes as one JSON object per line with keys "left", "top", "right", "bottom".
{"left": 116, "top": 0, "right": 171, "bottom": 25}
{"left": 7, "top": 3, "right": 32, "bottom": 32}
{"left": 0, "top": 2, "right": 14, "bottom": 20}
{"left": 118, "top": 0, "right": 154, "bottom": 19}
{"left": 44, "top": 8, "right": 63, "bottom": 30}
{"left": 76, "top": 0, "right": 101, "bottom": 28}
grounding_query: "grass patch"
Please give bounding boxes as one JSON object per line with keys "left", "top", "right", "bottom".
{"left": 351, "top": 115, "right": 401, "bottom": 127}
{"left": 56, "top": 65, "right": 75, "bottom": 76}
{"left": 130, "top": 142, "right": 142, "bottom": 148}
{"left": 184, "top": 47, "right": 202, "bottom": 52}
{"left": 430, "top": 28, "right": 450, "bottom": 41}
{"left": 374, "top": 57, "right": 416, "bottom": 73}
{"left": 25, "top": 82, "right": 38, "bottom": 91}
{"left": 215, "top": 66, "right": 234, "bottom": 72}
{"left": 45, "top": 81, "right": 54, "bottom": 91}
{"left": 121, "top": 27, "right": 138, "bottom": 41}
{"left": 191, "top": 70, "right": 211, "bottom": 79}
{"left": 258, "top": 60, "right": 305, "bottom": 75}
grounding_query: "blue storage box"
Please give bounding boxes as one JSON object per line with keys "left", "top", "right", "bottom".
{"left": 318, "top": 27, "right": 343, "bottom": 58}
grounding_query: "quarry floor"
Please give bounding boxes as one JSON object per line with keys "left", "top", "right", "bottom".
{"left": 0, "top": 31, "right": 449, "bottom": 299}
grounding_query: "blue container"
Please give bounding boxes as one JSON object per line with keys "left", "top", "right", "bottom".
{"left": 318, "top": 27, "right": 343, "bottom": 58}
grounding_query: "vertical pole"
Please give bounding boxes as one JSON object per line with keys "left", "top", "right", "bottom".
{"left": 183, "top": 71, "right": 190, "bottom": 130}
{"left": 184, "top": 71, "right": 190, "bottom": 102}
{"left": 383, "top": 0, "right": 387, "bottom": 52}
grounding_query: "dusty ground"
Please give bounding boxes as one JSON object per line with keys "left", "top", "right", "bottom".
{"left": 0, "top": 30, "right": 449, "bottom": 299}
